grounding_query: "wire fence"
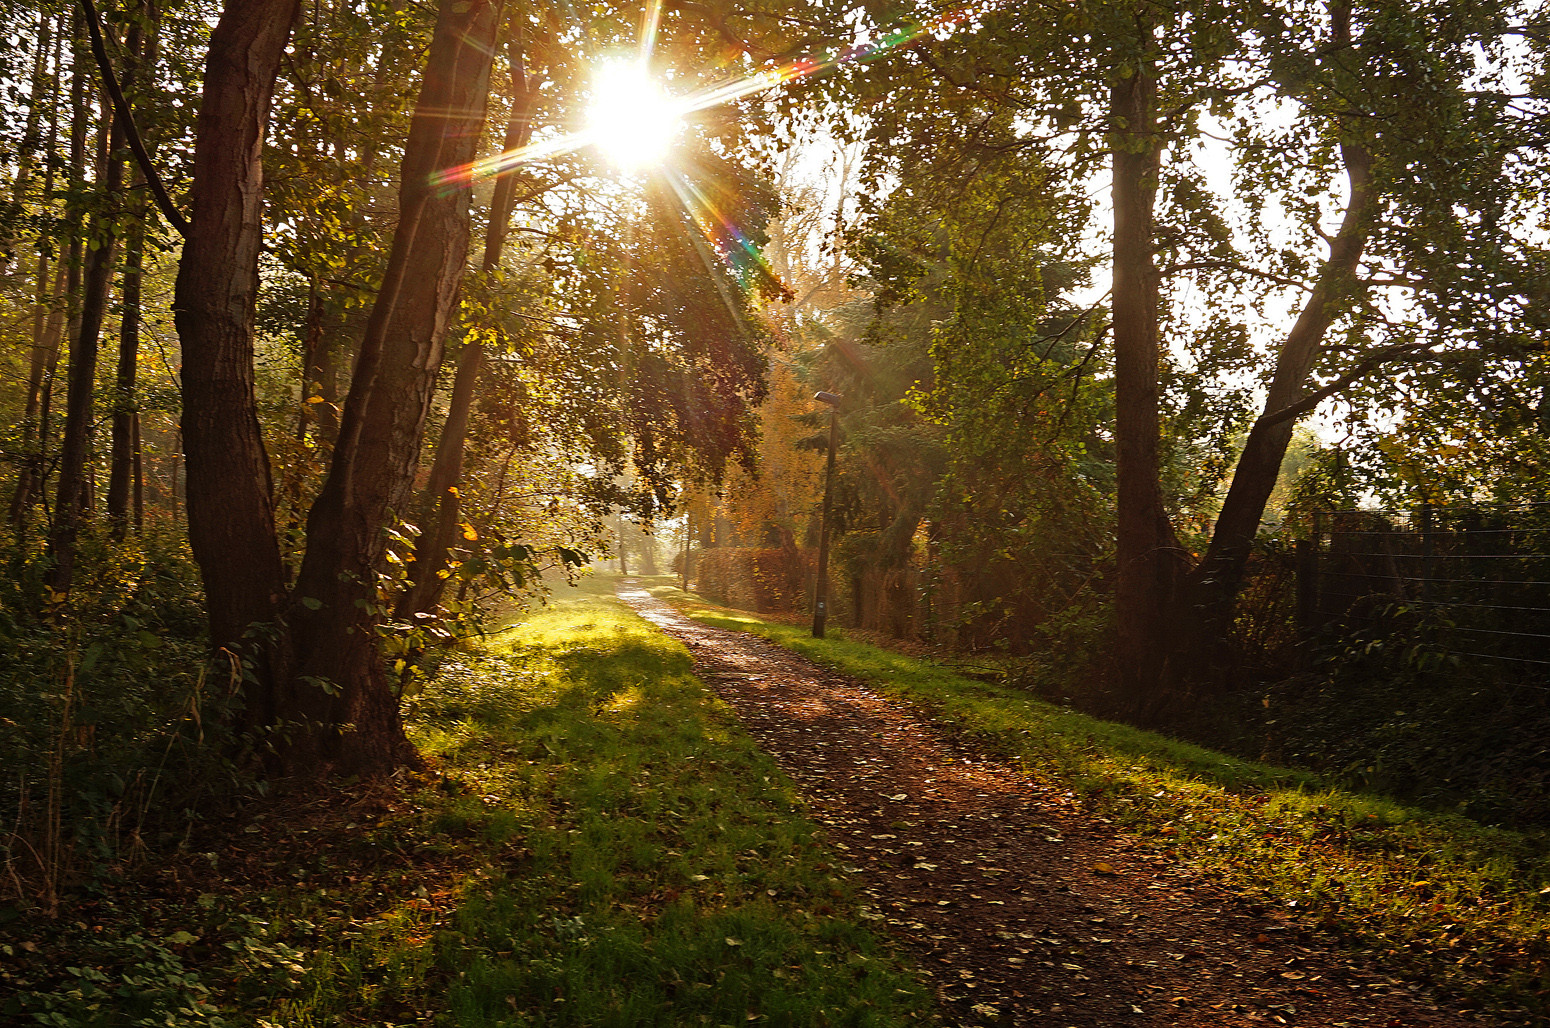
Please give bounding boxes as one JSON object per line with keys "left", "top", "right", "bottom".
{"left": 1300, "top": 502, "right": 1550, "bottom": 673}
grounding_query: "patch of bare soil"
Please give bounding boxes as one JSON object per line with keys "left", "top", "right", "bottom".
{"left": 618, "top": 587, "right": 1497, "bottom": 1028}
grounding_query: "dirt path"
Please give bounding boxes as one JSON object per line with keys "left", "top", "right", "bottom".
{"left": 618, "top": 585, "right": 1496, "bottom": 1028}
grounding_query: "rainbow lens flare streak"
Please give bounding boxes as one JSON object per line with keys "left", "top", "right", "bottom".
{"left": 428, "top": 1, "right": 996, "bottom": 193}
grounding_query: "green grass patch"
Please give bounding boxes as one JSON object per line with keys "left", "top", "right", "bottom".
{"left": 657, "top": 585, "right": 1550, "bottom": 1017}
{"left": 255, "top": 593, "right": 936, "bottom": 1026}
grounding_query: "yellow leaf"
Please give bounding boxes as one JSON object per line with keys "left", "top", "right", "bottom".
{"left": 1092, "top": 862, "right": 1117, "bottom": 875}
{"left": 462, "top": 524, "right": 478, "bottom": 541}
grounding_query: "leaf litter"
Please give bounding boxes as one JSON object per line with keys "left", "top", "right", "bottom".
{"left": 622, "top": 588, "right": 1508, "bottom": 1027}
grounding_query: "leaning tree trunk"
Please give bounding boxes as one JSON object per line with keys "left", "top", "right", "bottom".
{"left": 1109, "top": 42, "right": 1181, "bottom": 709}
{"left": 397, "top": 32, "right": 535, "bottom": 618}
{"left": 174, "top": 0, "right": 299, "bottom": 648}
{"left": 287, "top": 0, "right": 502, "bottom": 774}
{"left": 1183, "top": 4, "right": 1373, "bottom": 664}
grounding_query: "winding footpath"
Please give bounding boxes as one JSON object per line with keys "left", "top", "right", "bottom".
{"left": 617, "top": 584, "right": 1498, "bottom": 1028}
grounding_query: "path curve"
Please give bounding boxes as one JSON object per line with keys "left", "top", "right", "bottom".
{"left": 618, "top": 585, "right": 1493, "bottom": 1028}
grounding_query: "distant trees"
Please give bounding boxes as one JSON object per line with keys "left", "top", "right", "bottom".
{"left": 826, "top": 0, "right": 1550, "bottom": 707}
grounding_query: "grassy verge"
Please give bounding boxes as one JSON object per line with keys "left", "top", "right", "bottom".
{"left": 5, "top": 589, "right": 936, "bottom": 1027}
{"left": 654, "top": 584, "right": 1550, "bottom": 1018}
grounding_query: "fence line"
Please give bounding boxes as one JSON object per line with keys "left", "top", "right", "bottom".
{"left": 1301, "top": 503, "right": 1550, "bottom": 672}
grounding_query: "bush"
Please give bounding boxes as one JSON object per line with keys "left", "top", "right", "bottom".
{"left": 0, "top": 527, "right": 227, "bottom": 911}
{"left": 692, "top": 547, "right": 810, "bottom": 613}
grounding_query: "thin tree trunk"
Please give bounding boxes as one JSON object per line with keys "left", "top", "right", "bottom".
{"left": 1109, "top": 31, "right": 1180, "bottom": 705}
{"left": 174, "top": 0, "right": 300, "bottom": 650}
{"left": 34, "top": 260, "right": 71, "bottom": 526}
{"left": 132, "top": 412, "right": 143, "bottom": 531}
{"left": 11, "top": 30, "right": 64, "bottom": 530}
{"left": 108, "top": 188, "right": 147, "bottom": 537}
{"left": 49, "top": 35, "right": 123, "bottom": 593}
{"left": 397, "top": 31, "right": 534, "bottom": 618}
{"left": 288, "top": 0, "right": 501, "bottom": 774}
{"left": 1187, "top": 4, "right": 1371, "bottom": 643}
{"left": 107, "top": 6, "right": 153, "bottom": 538}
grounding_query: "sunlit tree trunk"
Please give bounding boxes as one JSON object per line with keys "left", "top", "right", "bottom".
{"left": 287, "top": 0, "right": 501, "bottom": 773}
{"left": 1109, "top": 26, "right": 1181, "bottom": 706}
{"left": 398, "top": 31, "right": 534, "bottom": 618}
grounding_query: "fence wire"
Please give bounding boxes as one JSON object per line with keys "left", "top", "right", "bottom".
{"left": 1303, "top": 502, "right": 1550, "bottom": 672}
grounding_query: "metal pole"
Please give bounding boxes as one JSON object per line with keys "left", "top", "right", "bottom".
{"left": 813, "top": 393, "right": 840, "bottom": 638}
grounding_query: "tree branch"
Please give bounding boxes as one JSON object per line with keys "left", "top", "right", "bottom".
{"left": 80, "top": 0, "right": 188, "bottom": 236}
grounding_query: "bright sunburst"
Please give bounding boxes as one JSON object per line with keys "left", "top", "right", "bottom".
{"left": 586, "top": 61, "right": 683, "bottom": 171}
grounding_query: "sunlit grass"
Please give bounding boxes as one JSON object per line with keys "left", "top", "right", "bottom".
{"left": 243, "top": 591, "right": 936, "bottom": 1026}
{"left": 656, "top": 584, "right": 1550, "bottom": 1017}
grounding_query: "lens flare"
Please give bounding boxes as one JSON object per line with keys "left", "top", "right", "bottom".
{"left": 587, "top": 61, "right": 684, "bottom": 170}
{"left": 428, "top": 1, "right": 996, "bottom": 192}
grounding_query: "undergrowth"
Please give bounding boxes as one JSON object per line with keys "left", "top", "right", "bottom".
{"left": 4, "top": 588, "right": 938, "bottom": 1026}
{"left": 660, "top": 585, "right": 1550, "bottom": 1019}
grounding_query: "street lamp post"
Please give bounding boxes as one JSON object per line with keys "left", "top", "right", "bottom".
{"left": 813, "top": 391, "right": 841, "bottom": 638}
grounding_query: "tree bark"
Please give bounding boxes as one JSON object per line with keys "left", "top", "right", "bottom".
{"left": 1109, "top": 33, "right": 1180, "bottom": 706}
{"left": 287, "top": 0, "right": 502, "bottom": 774}
{"left": 397, "top": 33, "right": 534, "bottom": 618}
{"left": 49, "top": 56, "right": 123, "bottom": 592}
{"left": 107, "top": 5, "right": 154, "bottom": 539}
{"left": 1186, "top": 5, "right": 1371, "bottom": 645}
{"left": 174, "top": 0, "right": 300, "bottom": 647}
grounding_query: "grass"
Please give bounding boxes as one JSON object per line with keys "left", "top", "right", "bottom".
{"left": 4, "top": 582, "right": 937, "bottom": 1027}
{"left": 653, "top": 582, "right": 1550, "bottom": 1018}
{"left": 264, "top": 587, "right": 935, "bottom": 1026}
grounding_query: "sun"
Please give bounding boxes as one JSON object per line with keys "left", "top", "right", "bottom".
{"left": 586, "top": 61, "right": 683, "bottom": 171}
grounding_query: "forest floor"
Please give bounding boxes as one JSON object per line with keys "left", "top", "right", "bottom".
{"left": 616, "top": 583, "right": 1498, "bottom": 1028}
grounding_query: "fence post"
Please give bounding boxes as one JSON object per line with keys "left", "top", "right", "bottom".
{"left": 1418, "top": 503, "right": 1434, "bottom": 607}
{"left": 1296, "top": 511, "right": 1321, "bottom": 636}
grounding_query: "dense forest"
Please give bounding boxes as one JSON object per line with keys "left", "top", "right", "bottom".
{"left": 3, "top": 0, "right": 1550, "bottom": 1003}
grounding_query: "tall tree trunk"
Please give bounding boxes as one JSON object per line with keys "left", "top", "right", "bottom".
{"left": 108, "top": 188, "right": 147, "bottom": 538}
{"left": 287, "top": 0, "right": 501, "bottom": 774}
{"left": 49, "top": 35, "right": 123, "bottom": 593}
{"left": 11, "top": 28, "right": 64, "bottom": 531}
{"left": 107, "top": 5, "right": 153, "bottom": 539}
{"left": 397, "top": 32, "right": 534, "bottom": 618}
{"left": 174, "top": 0, "right": 300, "bottom": 648}
{"left": 1109, "top": 30, "right": 1180, "bottom": 706}
{"left": 1186, "top": 5, "right": 1371, "bottom": 647}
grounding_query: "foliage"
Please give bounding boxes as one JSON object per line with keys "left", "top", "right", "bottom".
{"left": 0, "top": 526, "right": 231, "bottom": 911}
{"left": 7, "top": 588, "right": 939, "bottom": 1026}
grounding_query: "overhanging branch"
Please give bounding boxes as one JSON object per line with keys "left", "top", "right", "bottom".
{"left": 81, "top": 0, "right": 189, "bottom": 237}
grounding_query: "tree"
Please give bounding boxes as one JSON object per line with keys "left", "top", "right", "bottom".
{"left": 842, "top": 0, "right": 1549, "bottom": 704}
